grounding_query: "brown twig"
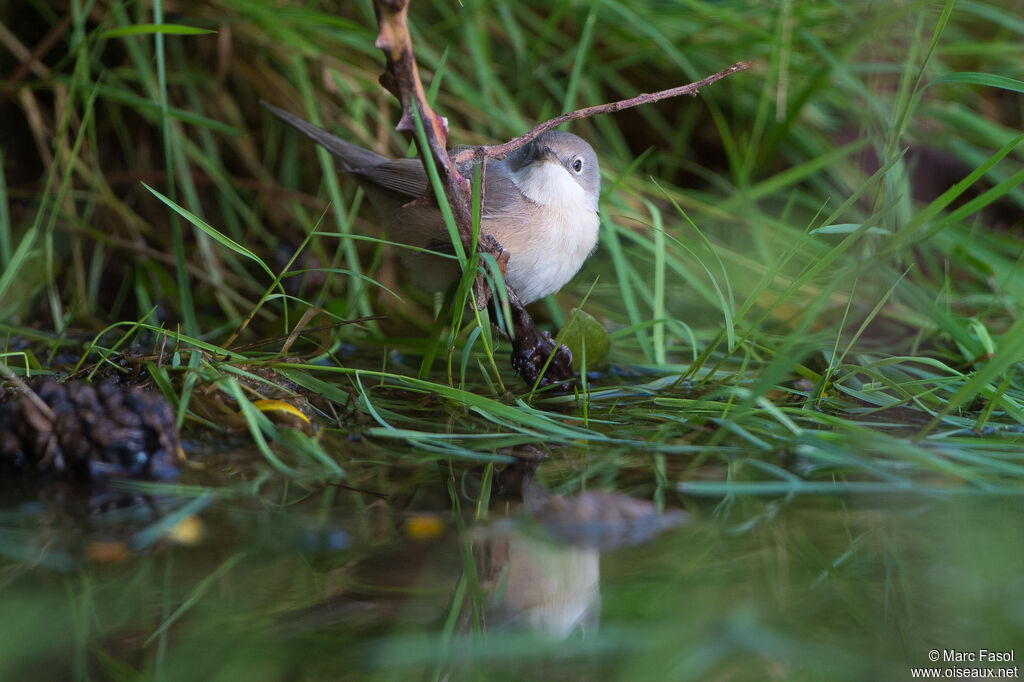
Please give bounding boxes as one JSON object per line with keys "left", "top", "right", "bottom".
{"left": 229, "top": 315, "right": 387, "bottom": 354}
{"left": 0, "top": 362, "right": 56, "bottom": 423}
{"left": 453, "top": 61, "right": 752, "bottom": 164}
{"left": 373, "top": 0, "right": 502, "bottom": 314}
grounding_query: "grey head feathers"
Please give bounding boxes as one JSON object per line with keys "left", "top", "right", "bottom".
{"left": 505, "top": 131, "right": 601, "bottom": 203}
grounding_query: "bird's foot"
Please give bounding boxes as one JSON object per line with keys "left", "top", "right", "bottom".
{"left": 509, "top": 304, "right": 576, "bottom": 390}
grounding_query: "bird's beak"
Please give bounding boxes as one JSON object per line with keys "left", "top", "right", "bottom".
{"left": 539, "top": 146, "right": 559, "bottom": 164}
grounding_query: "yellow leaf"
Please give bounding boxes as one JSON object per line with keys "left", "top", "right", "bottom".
{"left": 251, "top": 399, "right": 311, "bottom": 425}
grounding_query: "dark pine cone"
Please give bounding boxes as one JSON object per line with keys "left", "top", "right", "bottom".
{"left": 0, "top": 379, "right": 180, "bottom": 483}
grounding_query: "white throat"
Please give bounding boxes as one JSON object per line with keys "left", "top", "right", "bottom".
{"left": 502, "top": 160, "right": 600, "bottom": 303}
{"left": 511, "top": 160, "right": 595, "bottom": 211}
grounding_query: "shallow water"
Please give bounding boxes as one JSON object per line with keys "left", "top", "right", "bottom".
{"left": 1, "top": 465, "right": 1021, "bottom": 681}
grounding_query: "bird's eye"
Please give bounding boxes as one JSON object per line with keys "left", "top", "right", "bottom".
{"left": 572, "top": 158, "right": 584, "bottom": 173}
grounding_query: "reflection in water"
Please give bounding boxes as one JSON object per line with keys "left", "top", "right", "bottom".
{"left": 279, "top": 487, "right": 687, "bottom": 644}
{"left": 473, "top": 489, "right": 687, "bottom": 638}
{"left": 476, "top": 523, "right": 602, "bottom": 637}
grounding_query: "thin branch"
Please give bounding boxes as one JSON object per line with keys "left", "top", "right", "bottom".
{"left": 372, "top": 1, "right": 469, "bottom": 211}
{"left": 0, "top": 363, "right": 55, "bottom": 422}
{"left": 454, "top": 61, "right": 752, "bottom": 164}
{"left": 373, "top": 0, "right": 493, "bottom": 309}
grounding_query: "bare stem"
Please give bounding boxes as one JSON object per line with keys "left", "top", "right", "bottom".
{"left": 0, "top": 362, "right": 55, "bottom": 422}
{"left": 373, "top": 0, "right": 494, "bottom": 309}
{"left": 453, "top": 61, "right": 752, "bottom": 164}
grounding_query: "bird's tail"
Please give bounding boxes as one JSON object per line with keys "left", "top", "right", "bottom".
{"left": 260, "top": 100, "right": 387, "bottom": 172}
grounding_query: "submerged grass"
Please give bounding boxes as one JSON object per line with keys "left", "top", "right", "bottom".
{"left": 1, "top": 0, "right": 1023, "bottom": 678}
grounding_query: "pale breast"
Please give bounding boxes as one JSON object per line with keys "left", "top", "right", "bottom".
{"left": 386, "top": 157, "right": 599, "bottom": 304}
{"left": 484, "top": 200, "right": 599, "bottom": 304}
{"left": 489, "top": 160, "right": 600, "bottom": 303}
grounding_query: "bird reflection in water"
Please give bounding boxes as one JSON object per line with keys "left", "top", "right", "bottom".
{"left": 468, "top": 483, "right": 687, "bottom": 638}
{"left": 278, "top": 457, "right": 687, "bottom": 641}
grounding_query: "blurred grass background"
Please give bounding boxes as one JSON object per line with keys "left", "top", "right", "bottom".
{"left": 2, "top": 0, "right": 1024, "bottom": 679}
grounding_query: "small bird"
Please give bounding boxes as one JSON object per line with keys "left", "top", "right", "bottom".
{"left": 263, "top": 102, "right": 600, "bottom": 304}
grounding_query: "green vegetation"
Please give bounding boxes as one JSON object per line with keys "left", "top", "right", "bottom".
{"left": 1, "top": 0, "right": 1022, "bottom": 679}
